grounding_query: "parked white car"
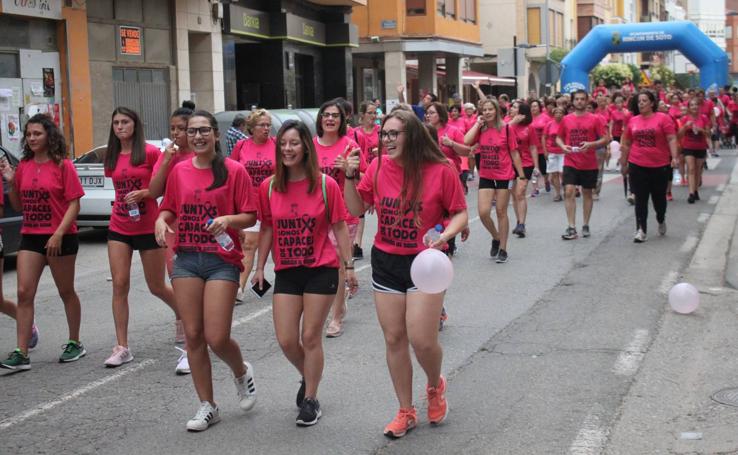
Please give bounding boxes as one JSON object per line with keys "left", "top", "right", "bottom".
{"left": 74, "top": 141, "right": 163, "bottom": 228}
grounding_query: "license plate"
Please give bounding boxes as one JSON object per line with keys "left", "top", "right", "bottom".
{"left": 79, "top": 176, "right": 104, "bottom": 187}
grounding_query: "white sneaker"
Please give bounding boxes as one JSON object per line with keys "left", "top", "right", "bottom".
{"left": 175, "top": 347, "right": 190, "bottom": 375}
{"left": 634, "top": 229, "right": 647, "bottom": 243}
{"left": 235, "top": 288, "right": 244, "bottom": 305}
{"left": 104, "top": 345, "right": 133, "bottom": 367}
{"left": 234, "top": 361, "right": 257, "bottom": 411}
{"left": 658, "top": 222, "right": 666, "bottom": 236}
{"left": 186, "top": 401, "right": 220, "bottom": 431}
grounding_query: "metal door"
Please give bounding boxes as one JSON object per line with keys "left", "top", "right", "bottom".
{"left": 113, "top": 68, "right": 170, "bottom": 140}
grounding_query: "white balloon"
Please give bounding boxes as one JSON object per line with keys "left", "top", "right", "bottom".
{"left": 410, "top": 248, "right": 454, "bottom": 294}
{"left": 668, "top": 282, "right": 700, "bottom": 314}
{"left": 609, "top": 140, "right": 620, "bottom": 153}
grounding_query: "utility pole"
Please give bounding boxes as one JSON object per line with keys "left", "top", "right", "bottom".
{"left": 544, "top": 0, "right": 551, "bottom": 95}
{"left": 513, "top": 35, "right": 518, "bottom": 98}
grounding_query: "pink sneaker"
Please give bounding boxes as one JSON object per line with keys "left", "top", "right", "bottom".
{"left": 104, "top": 345, "right": 133, "bottom": 368}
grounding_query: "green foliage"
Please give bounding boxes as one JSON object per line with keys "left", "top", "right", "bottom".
{"left": 590, "top": 63, "right": 633, "bottom": 89}
{"left": 627, "top": 64, "right": 641, "bottom": 85}
{"left": 549, "top": 48, "right": 569, "bottom": 64}
{"left": 649, "top": 65, "right": 676, "bottom": 87}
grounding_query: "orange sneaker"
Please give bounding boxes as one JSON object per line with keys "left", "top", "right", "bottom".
{"left": 383, "top": 407, "right": 417, "bottom": 439}
{"left": 427, "top": 375, "right": 448, "bottom": 425}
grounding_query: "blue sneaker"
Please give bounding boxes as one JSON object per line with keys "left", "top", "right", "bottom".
{"left": 29, "top": 324, "right": 39, "bottom": 350}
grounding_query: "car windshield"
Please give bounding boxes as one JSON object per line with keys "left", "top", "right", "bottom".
{"left": 74, "top": 147, "right": 106, "bottom": 164}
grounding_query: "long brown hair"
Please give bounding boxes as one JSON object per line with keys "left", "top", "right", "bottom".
{"left": 272, "top": 120, "right": 320, "bottom": 194}
{"left": 21, "top": 114, "right": 67, "bottom": 164}
{"left": 105, "top": 107, "right": 146, "bottom": 171}
{"left": 376, "top": 110, "right": 449, "bottom": 228}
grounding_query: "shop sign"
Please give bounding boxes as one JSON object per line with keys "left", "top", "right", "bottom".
{"left": 1, "top": 0, "right": 62, "bottom": 20}
{"left": 286, "top": 13, "right": 325, "bottom": 46}
{"left": 119, "top": 26, "right": 142, "bottom": 56}
{"left": 228, "top": 5, "right": 270, "bottom": 38}
{"left": 381, "top": 20, "right": 397, "bottom": 30}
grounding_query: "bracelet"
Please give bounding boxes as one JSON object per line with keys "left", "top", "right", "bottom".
{"left": 345, "top": 173, "right": 358, "bottom": 180}
{"left": 345, "top": 266, "right": 355, "bottom": 270}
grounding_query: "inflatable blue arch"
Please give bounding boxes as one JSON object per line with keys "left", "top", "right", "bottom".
{"left": 560, "top": 21, "right": 728, "bottom": 94}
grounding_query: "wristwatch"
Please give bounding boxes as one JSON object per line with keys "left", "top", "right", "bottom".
{"left": 344, "top": 258, "right": 355, "bottom": 269}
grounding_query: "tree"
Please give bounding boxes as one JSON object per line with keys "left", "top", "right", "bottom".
{"left": 650, "top": 64, "right": 676, "bottom": 88}
{"left": 549, "top": 47, "right": 569, "bottom": 64}
{"left": 590, "top": 63, "right": 633, "bottom": 90}
{"left": 626, "top": 64, "right": 641, "bottom": 86}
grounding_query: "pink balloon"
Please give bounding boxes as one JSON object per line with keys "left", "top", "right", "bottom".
{"left": 410, "top": 248, "right": 454, "bottom": 294}
{"left": 668, "top": 282, "right": 700, "bottom": 314}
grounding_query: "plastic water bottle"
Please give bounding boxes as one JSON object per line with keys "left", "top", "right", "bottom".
{"left": 673, "top": 169, "right": 682, "bottom": 186}
{"left": 425, "top": 224, "right": 443, "bottom": 246}
{"left": 207, "top": 219, "right": 234, "bottom": 252}
{"left": 128, "top": 202, "right": 141, "bottom": 222}
{"left": 160, "top": 138, "right": 173, "bottom": 152}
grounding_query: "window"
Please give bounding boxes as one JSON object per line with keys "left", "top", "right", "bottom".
{"left": 527, "top": 8, "right": 541, "bottom": 45}
{"left": 407, "top": 0, "right": 426, "bottom": 16}
{"left": 461, "top": 0, "right": 475, "bottom": 23}
{"left": 437, "top": 0, "right": 455, "bottom": 18}
{"left": 0, "top": 53, "right": 19, "bottom": 78}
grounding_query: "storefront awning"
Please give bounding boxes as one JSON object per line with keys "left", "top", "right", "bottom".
{"left": 463, "top": 70, "right": 515, "bottom": 87}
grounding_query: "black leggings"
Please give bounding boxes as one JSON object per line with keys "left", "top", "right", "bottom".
{"left": 629, "top": 162, "right": 671, "bottom": 233}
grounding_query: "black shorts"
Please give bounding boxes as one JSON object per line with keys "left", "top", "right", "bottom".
{"left": 19, "top": 234, "right": 79, "bottom": 256}
{"left": 479, "top": 177, "right": 512, "bottom": 190}
{"left": 537, "top": 155, "right": 547, "bottom": 175}
{"left": 711, "top": 132, "right": 719, "bottom": 141}
{"left": 274, "top": 266, "right": 339, "bottom": 296}
{"left": 371, "top": 246, "right": 418, "bottom": 294}
{"left": 108, "top": 230, "right": 161, "bottom": 251}
{"left": 612, "top": 136, "right": 621, "bottom": 143}
{"left": 515, "top": 166, "right": 534, "bottom": 181}
{"left": 682, "top": 149, "right": 707, "bottom": 159}
{"left": 562, "top": 166, "right": 598, "bottom": 189}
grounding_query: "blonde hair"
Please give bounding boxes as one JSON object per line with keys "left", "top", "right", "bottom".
{"left": 480, "top": 98, "right": 504, "bottom": 131}
{"left": 246, "top": 109, "right": 270, "bottom": 135}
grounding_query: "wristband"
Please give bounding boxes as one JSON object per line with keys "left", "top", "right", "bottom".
{"left": 345, "top": 173, "right": 359, "bottom": 180}
{"left": 345, "top": 266, "right": 355, "bottom": 270}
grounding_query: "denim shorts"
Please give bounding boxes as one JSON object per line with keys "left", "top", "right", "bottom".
{"left": 171, "top": 251, "right": 240, "bottom": 283}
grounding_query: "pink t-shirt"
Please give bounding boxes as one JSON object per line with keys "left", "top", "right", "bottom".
{"left": 699, "top": 99, "right": 715, "bottom": 121}
{"left": 559, "top": 113, "right": 606, "bottom": 170}
{"left": 530, "top": 114, "right": 550, "bottom": 148}
{"left": 595, "top": 108, "right": 611, "bottom": 129}
{"left": 356, "top": 156, "right": 467, "bottom": 255}
{"left": 258, "top": 175, "right": 347, "bottom": 271}
{"left": 159, "top": 158, "right": 257, "bottom": 270}
{"left": 313, "top": 135, "right": 366, "bottom": 225}
{"left": 510, "top": 123, "right": 537, "bottom": 168}
{"left": 152, "top": 150, "right": 196, "bottom": 193}
{"left": 544, "top": 120, "right": 563, "bottom": 154}
{"left": 436, "top": 123, "right": 465, "bottom": 172}
{"left": 354, "top": 124, "right": 380, "bottom": 164}
{"left": 623, "top": 112, "right": 676, "bottom": 168}
{"left": 230, "top": 137, "right": 276, "bottom": 188}
{"left": 447, "top": 117, "right": 466, "bottom": 132}
{"left": 463, "top": 115, "right": 478, "bottom": 133}
{"left": 15, "top": 159, "right": 84, "bottom": 235}
{"left": 678, "top": 114, "right": 709, "bottom": 150}
{"left": 347, "top": 126, "right": 367, "bottom": 155}
{"left": 610, "top": 108, "right": 632, "bottom": 138}
{"left": 668, "top": 104, "right": 682, "bottom": 121}
{"left": 105, "top": 144, "right": 161, "bottom": 235}
{"left": 468, "top": 125, "right": 518, "bottom": 181}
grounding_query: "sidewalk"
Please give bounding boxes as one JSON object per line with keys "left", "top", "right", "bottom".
{"left": 606, "top": 153, "right": 738, "bottom": 454}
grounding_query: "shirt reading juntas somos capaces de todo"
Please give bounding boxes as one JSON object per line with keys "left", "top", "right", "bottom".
{"left": 230, "top": 137, "right": 276, "bottom": 188}
{"left": 313, "top": 135, "right": 366, "bottom": 225}
{"left": 14, "top": 159, "right": 84, "bottom": 235}
{"left": 469, "top": 125, "right": 519, "bottom": 181}
{"left": 557, "top": 112, "right": 607, "bottom": 170}
{"left": 104, "top": 144, "right": 160, "bottom": 235}
{"left": 258, "top": 176, "right": 348, "bottom": 271}
{"left": 159, "top": 158, "right": 256, "bottom": 270}
{"left": 622, "top": 112, "right": 676, "bottom": 168}
{"left": 356, "top": 155, "right": 467, "bottom": 256}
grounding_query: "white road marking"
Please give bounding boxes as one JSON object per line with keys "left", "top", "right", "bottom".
{"left": 612, "top": 329, "right": 650, "bottom": 376}
{"left": 602, "top": 174, "right": 621, "bottom": 184}
{"left": 716, "top": 183, "right": 726, "bottom": 192}
{"left": 658, "top": 270, "right": 679, "bottom": 295}
{"left": 570, "top": 412, "right": 608, "bottom": 455}
{"left": 679, "top": 235, "right": 699, "bottom": 253}
{"left": 708, "top": 195, "right": 719, "bottom": 205}
{"left": 0, "top": 359, "right": 157, "bottom": 430}
{"left": 697, "top": 213, "right": 710, "bottom": 224}
{"left": 231, "top": 306, "right": 272, "bottom": 328}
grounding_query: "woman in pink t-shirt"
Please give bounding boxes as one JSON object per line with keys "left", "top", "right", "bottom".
{"left": 229, "top": 109, "right": 275, "bottom": 302}
{"left": 677, "top": 98, "right": 710, "bottom": 203}
{"left": 253, "top": 119, "right": 357, "bottom": 427}
{"left": 155, "top": 110, "right": 259, "bottom": 432}
{"left": 530, "top": 99, "right": 551, "bottom": 195}
{"left": 344, "top": 109, "right": 468, "bottom": 438}
{"left": 541, "top": 107, "right": 566, "bottom": 201}
{"left": 465, "top": 98, "right": 524, "bottom": 263}
{"left": 0, "top": 114, "right": 85, "bottom": 370}
{"left": 620, "top": 91, "right": 679, "bottom": 243}
{"left": 508, "top": 101, "right": 539, "bottom": 239}
{"left": 313, "top": 100, "right": 365, "bottom": 338}
{"left": 101, "top": 107, "right": 179, "bottom": 368}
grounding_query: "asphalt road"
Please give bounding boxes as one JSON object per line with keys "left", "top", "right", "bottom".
{"left": 0, "top": 152, "right": 734, "bottom": 454}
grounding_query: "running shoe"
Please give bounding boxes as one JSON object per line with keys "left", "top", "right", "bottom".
{"left": 545, "top": 181, "right": 551, "bottom": 192}
{"left": 427, "top": 375, "right": 449, "bottom": 425}
{"left": 562, "top": 226, "right": 578, "bottom": 240}
{"left": 634, "top": 229, "right": 647, "bottom": 243}
{"left": 296, "top": 377, "right": 306, "bottom": 408}
{"left": 104, "top": 345, "right": 133, "bottom": 368}
{"left": 517, "top": 224, "right": 526, "bottom": 238}
{"left": 175, "top": 320, "right": 185, "bottom": 344}
{"left": 0, "top": 349, "right": 30, "bottom": 370}
{"left": 352, "top": 244, "right": 364, "bottom": 260}
{"left": 688, "top": 193, "right": 696, "bottom": 204}
{"left": 234, "top": 361, "right": 257, "bottom": 411}
{"left": 59, "top": 341, "right": 86, "bottom": 363}
{"left": 175, "top": 347, "right": 190, "bottom": 375}
{"left": 29, "top": 324, "right": 39, "bottom": 350}
{"left": 582, "top": 225, "right": 591, "bottom": 238}
{"left": 553, "top": 195, "right": 563, "bottom": 202}
{"left": 235, "top": 288, "right": 244, "bottom": 305}
{"left": 496, "top": 249, "right": 509, "bottom": 263}
{"left": 658, "top": 222, "right": 667, "bottom": 236}
{"left": 296, "top": 397, "right": 321, "bottom": 426}
{"left": 531, "top": 189, "right": 539, "bottom": 198}
{"left": 383, "top": 408, "right": 417, "bottom": 439}
{"left": 695, "top": 191, "right": 700, "bottom": 201}
{"left": 490, "top": 239, "right": 500, "bottom": 257}
{"left": 186, "top": 401, "right": 220, "bottom": 432}
{"left": 512, "top": 223, "right": 522, "bottom": 236}
{"left": 666, "top": 191, "right": 673, "bottom": 201}
{"left": 439, "top": 307, "right": 448, "bottom": 332}
{"left": 626, "top": 194, "right": 635, "bottom": 205}
{"left": 593, "top": 193, "right": 600, "bottom": 201}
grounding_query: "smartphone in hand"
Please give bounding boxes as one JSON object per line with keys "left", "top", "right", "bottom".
{"left": 251, "top": 279, "right": 272, "bottom": 299}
